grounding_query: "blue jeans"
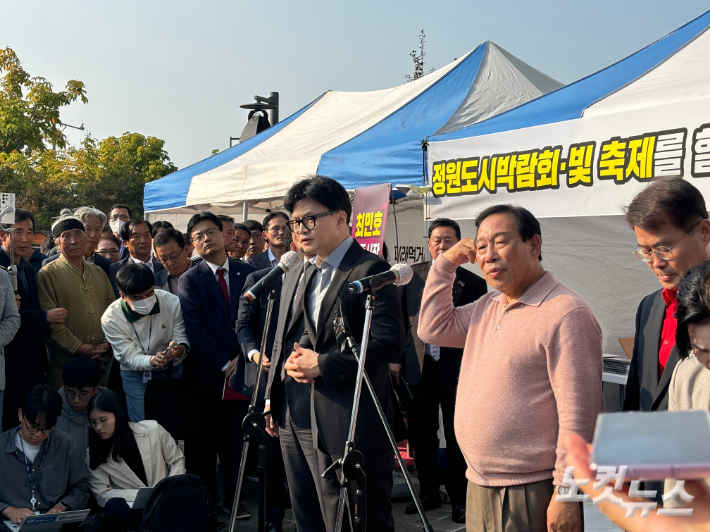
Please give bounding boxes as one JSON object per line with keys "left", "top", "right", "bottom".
{"left": 121, "top": 363, "right": 183, "bottom": 422}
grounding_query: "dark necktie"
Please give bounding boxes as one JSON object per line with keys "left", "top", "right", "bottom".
{"left": 216, "top": 268, "right": 230, "bottom": 306}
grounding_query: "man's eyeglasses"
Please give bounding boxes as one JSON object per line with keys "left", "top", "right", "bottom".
{"left": 235, "top": 239, "right": 250, "bottom": 247}
{"left": 23, "top": 416, "right": 54, "bottom": 435}
{"left": 287, "top": 210, "right": 338, "bottom": 232}
{"left": 158, "top": 250, "right": 184, "bottom": 264}
{"left": 109, "top": 215, "right": 130, "bottom": 222}
{"left": 97, "top": 248, "right": 120, "bottom": 257}
{"left": 634, "top": 219, "right": 704, "bottom": 262}
{"left": 64, "top": 389, "right": 94, "bottom": 401}
{"left": 267, "top": 226, "right": 287, "bottom": 234}
{"left": 249, "top": 232, "right": 264, "bottom": 242}
{"left": 192, "top": 228, "right": 219, "bottom": 242}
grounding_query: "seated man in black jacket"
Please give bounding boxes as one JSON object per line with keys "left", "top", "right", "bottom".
{"left": 0, "top": 385, "right": 89, "bottom": 523}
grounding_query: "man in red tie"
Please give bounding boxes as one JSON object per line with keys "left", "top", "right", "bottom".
{"left": 623, "top": 177, "right": 710, "bottom": 501}
{"left": 178, "top": 212, "right": 256, "bottom": 523}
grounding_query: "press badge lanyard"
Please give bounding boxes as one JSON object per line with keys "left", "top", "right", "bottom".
{"left": 131, "top": 316, "right": 153, "bottom": 383}
{"left": 18, "top": 429, "right": 50, "bottom": 511}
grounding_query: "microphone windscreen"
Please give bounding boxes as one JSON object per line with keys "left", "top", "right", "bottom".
{"left": 392, "top": 263, "right": 414, "bottom": 286}
{"left": 280, "top": 250, "right": 301, "bottom": 271}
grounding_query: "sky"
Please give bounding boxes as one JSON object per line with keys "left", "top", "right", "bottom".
{"left": 2, "top": 0, "right": 709, "bottom": 170}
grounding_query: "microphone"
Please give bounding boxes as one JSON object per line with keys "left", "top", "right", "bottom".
{"left": 348, "top": 263, "right": 413, "bottom": 294}
{"left": 244, "top": 251, "right": 301, "bottom": 302}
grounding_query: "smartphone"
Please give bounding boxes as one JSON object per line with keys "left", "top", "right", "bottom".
{"left": 590, "top": 410, "right": 710, "bottom": 480}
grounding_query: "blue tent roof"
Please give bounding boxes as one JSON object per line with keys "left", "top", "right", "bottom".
{"left": 144, "top": 41, "right": 560, "bottom": 213}
{"left": 429, "top": 9, "right": 710, "bottom": 144}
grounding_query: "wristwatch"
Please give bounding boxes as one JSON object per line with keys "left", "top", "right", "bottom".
{"left": 554, "top": 486, "right": 572, "bottom": 497}
{"left": 57, "top": 501, "right": 71, "bottom": 511}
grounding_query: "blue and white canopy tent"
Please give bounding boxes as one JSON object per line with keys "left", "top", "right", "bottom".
{"left": 143, "top": 41, "right": 561, "bottom": 228}
{"left": 425, "top": 10, "right": 710, "bottom": 359}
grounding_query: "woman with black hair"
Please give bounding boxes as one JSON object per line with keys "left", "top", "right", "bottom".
{"left": 86, "top": 390, "right": 184, "bottom": 532}
{"left": 663, "top": 261, "right": 710, "bottom": 504}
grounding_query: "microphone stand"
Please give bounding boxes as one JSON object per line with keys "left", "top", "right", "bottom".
{"left": 229, "top": 289, "right": 276, "bottom": 532}
{"left": 323, "top": 293, "right": 434, "bottom": 532}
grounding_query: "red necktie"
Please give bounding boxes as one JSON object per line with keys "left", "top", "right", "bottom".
{"left": 216, "top": 268, "right": 230, "bottom": 306}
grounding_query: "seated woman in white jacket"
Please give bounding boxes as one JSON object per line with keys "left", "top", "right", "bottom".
{"left": 87, "top": 390, "right": 185, "bottom": 532}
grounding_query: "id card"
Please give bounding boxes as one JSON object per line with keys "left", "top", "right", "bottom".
{"left": 143, "top": 371, "right": 152, "bottom": 384}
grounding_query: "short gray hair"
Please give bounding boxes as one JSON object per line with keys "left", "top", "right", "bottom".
{"left": 73, "top": 206, "right": 107, "bottom": 228}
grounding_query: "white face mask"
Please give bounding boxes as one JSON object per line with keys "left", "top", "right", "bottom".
{"left": 109, "top": 220, "right": 124, "bottom": 235}
{"left": 130, "top": 295, "right": 156, "bottom": 315}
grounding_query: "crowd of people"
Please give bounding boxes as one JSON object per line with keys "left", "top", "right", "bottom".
{"left": 0, "top": 174, "right": 709, "bottom": 532}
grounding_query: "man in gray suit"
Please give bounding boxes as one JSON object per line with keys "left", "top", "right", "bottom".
{"left": 247, "top": 212, "right": 289, "bottom": 270}
{"left": 0, "top": 269, "right": 21, "bottom": 429}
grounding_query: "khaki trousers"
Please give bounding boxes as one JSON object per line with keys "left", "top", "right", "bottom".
{"left": 466, "top": 479, "right": 583, "bottom": 532}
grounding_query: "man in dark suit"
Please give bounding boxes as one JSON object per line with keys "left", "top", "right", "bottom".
{"left": 247, "top": 212, "right": 289, "bottom": 270}
{"left": 623, "top": 178, "right": 710, "bottom": 412}
{"left": 622, "top": 178, "right": 710, "bottom": 499}
{"left": 0, "top": 210, "right": 67, "bottom": 430}
{"left": 153, "top": 228, "right": 193, "bottom": 295}
{"left": 42, "top": 207, "right": 113, "bottom": 277}
{"left": 269, "top": 176, "right": 404, "bottom": 532}
{"left": 108, "top": 219, "right": 165, "bottom": 297}
{"left": 178, "top": 211, "right": 256, "bottom": 521}
{"left": 235, "top": 228, "right": 299, "bottom": 532}
{"left": 393, "top": 218, "right": 487, "bottom": 524}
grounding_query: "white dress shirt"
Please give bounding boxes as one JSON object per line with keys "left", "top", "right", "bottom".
{"left": 267, "top": 248, "right": 278, "bottom": 267}
{"left": 205, "top": 256, "right": 230, "bottom": 291}
{"left": 205, "top": 257, "right": 233, "bottom": 371}
{"left": 307, "top": 236, "right": 353, "bottom": 328}
{"left": 132, "top": 256, "right": 154, "bottom": 274}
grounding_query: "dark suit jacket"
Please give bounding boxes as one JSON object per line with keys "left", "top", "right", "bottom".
{"left": 0, "top": 250, "right": 47, "bottom": 380}
{"left": 120, "top": 246, "right": 130, "bottom": 261}
{"left": 108, "top": 256, "right": 165, "bottom": 297}
{"left": 43, "top": 251, "right": 112, "bottom": 277}
{"left": 400, "top": 261, "right": 487, "bottom": 390}
{"left": 269, "top": 241, "right": 405, "bottom": 456}
{"left": 28, "top": 250, "right": 48, "bottom": 277}
{"left": 234, "top": 267, "right": 282, "bottom": 400}
{"left": 623, "top": 289, "right": 680, "bottom": 412}
{"left": 178, "top": 257, "right": 256, "bottom": 393}
{"left": 246, "top": 251, "right": 272, "bottom": 270}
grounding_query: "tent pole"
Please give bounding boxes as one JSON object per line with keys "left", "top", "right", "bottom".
{"left": 242, "top": 200, "right": 249, "bottom": 222}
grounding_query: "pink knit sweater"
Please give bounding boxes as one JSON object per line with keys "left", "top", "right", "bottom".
{"left": 418, "top": 257, "right": 603, "bottom": 486}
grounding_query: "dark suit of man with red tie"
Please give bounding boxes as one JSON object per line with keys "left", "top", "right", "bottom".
{"left": 178, "top": 211, "right": 256, "bottom": 519}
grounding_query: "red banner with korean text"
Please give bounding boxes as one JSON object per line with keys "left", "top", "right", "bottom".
{"left": 351, "top": 183, "right": 390, "bottom": 257}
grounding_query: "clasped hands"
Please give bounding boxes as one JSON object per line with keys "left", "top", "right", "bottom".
{"left": 284, "top": 343, "right": 320, "bottom": 383}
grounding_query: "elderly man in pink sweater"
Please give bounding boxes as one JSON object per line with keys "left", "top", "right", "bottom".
{"left": 418, "top": 204, "right": 603, "bottom": 532}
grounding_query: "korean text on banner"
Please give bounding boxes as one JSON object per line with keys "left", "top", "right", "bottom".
{"left": 427, "top": 97, "right": 710, "bottom": 220}
{"left": 351, "top": 183, "right": 391, "bottom": 257}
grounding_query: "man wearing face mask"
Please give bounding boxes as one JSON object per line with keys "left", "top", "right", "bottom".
{"left": 108, "top": 204, "right": 132, "bottom": 261}
{"left": 100, "top": 263, "right": 189, "bottom": 422}
{"left": 392, "top": 218, "right": 486, "bottom": 524}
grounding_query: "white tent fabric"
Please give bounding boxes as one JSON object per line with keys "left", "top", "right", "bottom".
{"left": 584, "top": 28, "right": 710, "bottom": 118}
{"left": 144, "top": 42, "right": 561, "bottom": 216}
{"left": 436, "top": 43, "right": 562, "bottom": 134}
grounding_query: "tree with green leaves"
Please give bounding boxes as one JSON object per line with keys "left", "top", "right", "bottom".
{"left": 0, "top": 47, "right": 177, "bottom": 229}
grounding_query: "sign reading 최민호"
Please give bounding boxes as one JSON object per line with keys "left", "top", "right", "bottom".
{"left": 427, "top": 99, "right": 710, "bottom": 220}
{"left": 351, "top": 183, "right": 391, "bottom": 258}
